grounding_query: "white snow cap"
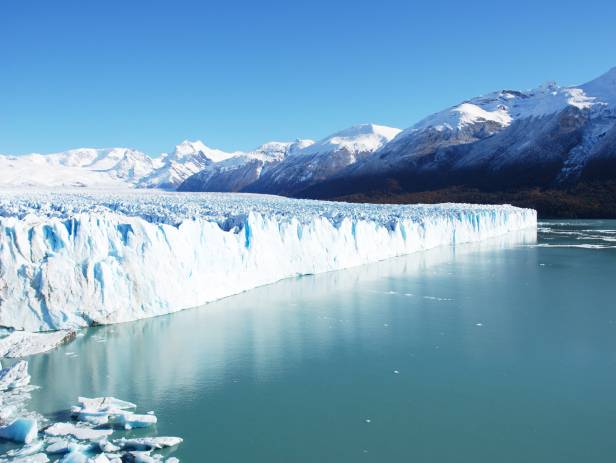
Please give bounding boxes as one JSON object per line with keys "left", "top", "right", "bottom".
{"left": 408, "top": 66, "right": 616, "bottom": 135}
{"left": 302, "top": 123, "right": 401, "bottom": 155}
{"left": 171, "top": 140, "right": 238, "bottom": 163}
{"left": 581, "top": 66, "right": 616, "bottom": 106}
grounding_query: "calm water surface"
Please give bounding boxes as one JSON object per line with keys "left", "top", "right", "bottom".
{"left": 13, "top": 221, "right": 616, "bottom": 461}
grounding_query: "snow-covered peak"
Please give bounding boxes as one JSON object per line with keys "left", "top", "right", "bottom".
{"left": 412, "top": 102, "right": 512, "bottom": 133}
{"left": 172, "top": 140, "right": 208, "bottom": 158}
{"left": 54, "top": 148, "right": 100, "bottom": 167}
{"left": 252, "top": 139, "right": 316, "bottom": 159}
{"left": 171, "top": 140, "right": 238, "bottom": 163}
{"left": 404, "top": 70, "right": 616, "bottom": 139}
{"left": 581, "top": 66, "right": 616, "bottom": 106}
{"left": 291, "top": 139, "right": 316, "bottom": 152}
{"left": 302, "top": 124, "right": 401, "bottom": 156}
{"left": 252, "top": 141, "right": 295, "bottom": 160}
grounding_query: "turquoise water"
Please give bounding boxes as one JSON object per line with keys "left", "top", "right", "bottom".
{"left": 8, "top": 221, "right": 616, "bottom": 461}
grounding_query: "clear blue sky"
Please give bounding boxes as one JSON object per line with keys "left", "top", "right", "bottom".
{"left": 1, "top": 0, "right": 615, "bottom": 155}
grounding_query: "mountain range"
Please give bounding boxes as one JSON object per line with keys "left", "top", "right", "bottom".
{"left": 2, "top": 67, "right": 616, "bottom": 217}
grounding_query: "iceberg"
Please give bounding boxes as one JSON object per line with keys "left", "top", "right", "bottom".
{"left": 44, "top": 423, "right": 113, "bottom": 441}
{"left": 0, "top": 418, "right": 38, "bottom": 444}
{"left": 114, "top": 437, "right": 183, "bottom": 451}
{"left": 116, "top": 413, "right": 157, "bottom": 430}
{"left": 45, "top": 440, "right": 94, "bottom": 455}
{"left": 76, "top": 397, "right": 136, "bottom": 411}
{"left": 0, "top": 191, "right": 536, "bottom": 331}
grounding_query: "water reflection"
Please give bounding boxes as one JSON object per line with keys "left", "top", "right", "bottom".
{"left": 27, "top": 228, "right": 536, "bottom": 415}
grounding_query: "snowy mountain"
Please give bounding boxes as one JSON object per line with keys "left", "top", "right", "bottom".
{"left": 241, "top": 124, "right": 401, "bottom": 195}
{"left": 0, "top": 140, "right": 243, "bottom": 190}
{"left": 178, "top": 139, "right": 313, "bottom": 192}
{"left": 0, "top": 148, "right": 154, "bottom": 188}
{"left": 301, "top": 67, "right": 616, "bottom": 205}
{"left": 137, "top": 140, "right": 235, "bottom": 189}
{"left": 2, "top": 66, "right": 615, "bottom": 211}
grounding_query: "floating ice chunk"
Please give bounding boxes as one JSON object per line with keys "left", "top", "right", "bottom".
{"left": 74, "top": 410, "right": 109, "bottom": 426}
{"left": 1, "top": 453, "right": 49, "bottom": 462}
{"left": 2, "top": 439, "right": 44, "bottom": 457}
{"left": 90, "top": 455, "right": 112, "bottom": 463}
{"left": 0, "top": 418, "right": 38, "bottom": 443}
{"left": 0, "top": 361, "right": 31, "bottom": 391}
{"left": 44, "top": 422, "right": 113, "bottom": 440}
{"left": 117, "top": 412, "right": 157, "bottom": 430}
{"left": 58, "top": 450, "right": 89, "bottom": 463}
{"left": 123, "top": 451, "right": 161, "bottom": 463}
{"left": 165, "top": 458, "right": 180, "bottom": 463}
{"left": 115, "top": 437, "right": 183, "bottom": 451}
{"left": 0, "top": 331, "right": 75, "bottom": 358}
{"left": 77, "top": 397, "right": 136, "bottom": 412}
{"left": 45, "top": 439, "right": 94, "bottom": 454}
{"left": 105, "top": 454, "right": 123, "bottom": 463}
{"left": 97, "top": 439, "right": 121, "bottom": 453}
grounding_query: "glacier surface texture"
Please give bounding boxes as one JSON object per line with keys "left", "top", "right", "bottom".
{"left": 0, "top": 192, "right": 536, "bottom": 331}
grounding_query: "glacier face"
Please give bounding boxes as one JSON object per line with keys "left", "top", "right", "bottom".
{"left": 0, "top": 191, "right": 536, "bottom": 331}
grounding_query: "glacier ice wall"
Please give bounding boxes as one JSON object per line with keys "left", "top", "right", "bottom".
{"left": 0, "top": 192, "right": 536, "bottom": 331}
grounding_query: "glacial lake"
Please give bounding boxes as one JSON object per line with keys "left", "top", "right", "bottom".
{"left": 10, "top": 220, "right": 616, "bottom": 461}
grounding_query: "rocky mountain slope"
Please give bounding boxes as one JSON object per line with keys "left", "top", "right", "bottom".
{"left": 301, "top": 68, "right": 616, "bottom": 211}
{"left": 178, "top": 139, "right": 314, "bottom": 193}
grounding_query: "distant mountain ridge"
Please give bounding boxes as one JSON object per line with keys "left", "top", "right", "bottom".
{"left": 2, "top": 67, "right": 616, "bottom": 216}
{"left": 303, "top": 68, "right": 616, "bottom": 199}
{"left": 179, "top": 124, "right": 400, "bottom": 194}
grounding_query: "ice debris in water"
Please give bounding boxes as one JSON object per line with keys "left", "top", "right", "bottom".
{"left": 0, "top": 360, "right": 41, "bottom": 447}
{"left": 71, "top": 396, "right": 157, "bottom": 430}
{"left": 0, "top": 369, "right": 182, "bottom": 462}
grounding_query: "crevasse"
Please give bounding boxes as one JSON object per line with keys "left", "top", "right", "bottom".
{"left": 0, "top": 192, "right": 536, "bottom": 331}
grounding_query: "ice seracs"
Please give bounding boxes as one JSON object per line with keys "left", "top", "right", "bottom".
{"left": 0, "top": 361, "right": 31, "bottom": 391}
{"left": 0, "top": 191, "right": 536, "bottom": 331}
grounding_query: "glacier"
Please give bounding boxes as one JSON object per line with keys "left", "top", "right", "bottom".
{"left": 0, "top": 191, "right": 536, "bottom": 332}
